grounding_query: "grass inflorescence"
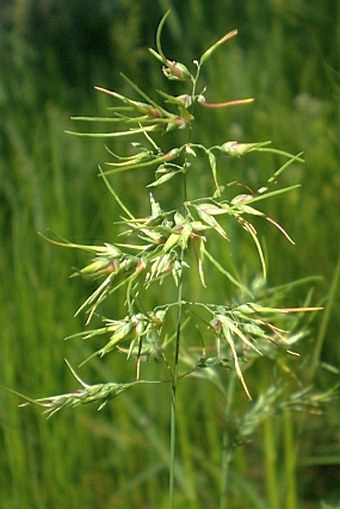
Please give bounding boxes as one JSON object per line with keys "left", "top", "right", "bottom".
{"left": 1, "top": 3, "right": 339, "bottom": 508}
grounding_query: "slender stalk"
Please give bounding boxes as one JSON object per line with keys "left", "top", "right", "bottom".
{"left": 219, "top": 373, "right": 236, "bottom": 509}
{"left": 169, "top": 66, "right": 197, "bottom": 507}
{"left": 168, "top": 278, "right": 184, "bottom": 509}
{"left": 283, "top": 408, "right": 297, "bottom": 509}
{"left": 168, "top": 389, "right": 177, "bottom": 509}
{"left": 168, "top": 173, "right": 187, "bottom": 509}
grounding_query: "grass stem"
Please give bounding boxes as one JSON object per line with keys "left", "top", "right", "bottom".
{"left": 283, "top": 408, "right": 297, "bottom": 509}
{"left": 219, "top": 373, "right": 236, "bottom": 509}
{"left": 169, "top": 173, "right": 187, "bottom": 509}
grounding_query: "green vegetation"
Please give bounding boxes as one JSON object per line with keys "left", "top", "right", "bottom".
{"left": 1, "top": 2, "right": 339, "bottom": 508}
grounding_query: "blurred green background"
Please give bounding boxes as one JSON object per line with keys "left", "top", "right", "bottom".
{"left": 1, "top": 1, "right": 339, "bottom": 508}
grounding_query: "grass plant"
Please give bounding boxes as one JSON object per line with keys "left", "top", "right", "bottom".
{"left": 3, "top": 11, "right": 338, "bottom": 509}
{"left": 1, "top": 3, "right": 339, "bottom": 509}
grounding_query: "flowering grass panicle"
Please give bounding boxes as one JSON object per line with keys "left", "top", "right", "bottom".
{"left": 10, "top": 11, "right": 334, "bottom": 509}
